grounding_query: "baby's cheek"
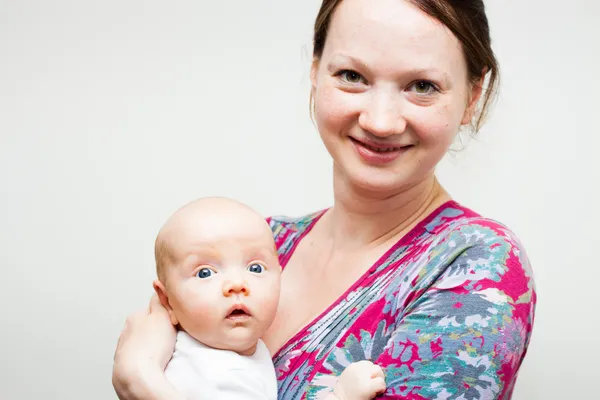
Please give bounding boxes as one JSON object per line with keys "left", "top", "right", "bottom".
{"left": 175, "top": 294, "right": 220, "bottom": 331}
{"left": 256, "top": 282, "right": 280, "bottom": 321}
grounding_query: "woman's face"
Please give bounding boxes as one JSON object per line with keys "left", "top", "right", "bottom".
{"left": 311, "top": 0, "right": 482, "bottom": 195}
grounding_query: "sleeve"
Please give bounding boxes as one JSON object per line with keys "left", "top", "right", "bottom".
{"left": 376, "top": 230, "right": 536, "bottom": 399}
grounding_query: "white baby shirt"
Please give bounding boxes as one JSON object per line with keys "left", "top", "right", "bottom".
{"left": 164, "top": 330, "right": 278, "bottom": 400}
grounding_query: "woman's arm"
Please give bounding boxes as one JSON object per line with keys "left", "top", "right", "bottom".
{"left": 113, "top": 367, "right": 184, "bottom": 400}
{"left": 112, "top": 295, "right": 183, "bottom": 400}
{"left": 375, "top": 230, "right": 536, "bottom": 399}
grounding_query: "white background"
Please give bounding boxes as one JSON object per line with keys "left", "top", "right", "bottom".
{"left": 1, "top": 0, "right": 599, "bottom": 399}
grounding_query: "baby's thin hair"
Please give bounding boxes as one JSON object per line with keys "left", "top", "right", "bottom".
{"left": 154, "top": 234, "right": 173, "bottom": 283}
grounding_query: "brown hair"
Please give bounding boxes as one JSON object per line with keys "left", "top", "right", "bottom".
{"left": 312, "top": 0, "right": 499, "bottom": 133}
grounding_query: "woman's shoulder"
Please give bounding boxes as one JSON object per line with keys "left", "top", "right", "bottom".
{"left": 428, "top": 201, "right": 531, "bottom": 257}
{"left": 421, "top": 200, "right": 536, "bottom": 303}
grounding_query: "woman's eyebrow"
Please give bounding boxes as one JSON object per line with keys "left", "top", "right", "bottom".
{"left": 328, "top": 53, "right": 370, "bottom": 71}
{"left": 410, "top": 67, "right": 451, "bottom": 83}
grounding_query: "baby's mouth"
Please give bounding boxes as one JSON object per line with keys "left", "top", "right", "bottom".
{"left": 226, "top": 305, "right": 251, "bottom": 320}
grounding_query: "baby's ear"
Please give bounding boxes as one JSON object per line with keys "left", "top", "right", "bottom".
{"left": 152, "top": 279, "right": 179, "bottom": 326}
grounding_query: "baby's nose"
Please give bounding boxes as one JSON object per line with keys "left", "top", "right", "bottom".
{"left": 222, "top": 278, "right": 249, "bottom": 296}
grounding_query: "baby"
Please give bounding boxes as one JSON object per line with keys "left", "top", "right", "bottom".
{"left": 153, "top": 197, "right": 280, "bottom": 399}
{"left": 153, "top": 197, "right": 386, "bottom": 399}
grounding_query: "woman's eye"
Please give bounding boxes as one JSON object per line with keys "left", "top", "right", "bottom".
{"left": 411, "top": 81, "right": 437, "bottom": 95}
{"left": 338, "top": 70, "right": 364, "bottom": 84}
{"left": 196, "top": 268, "right": 213, "bottom": 279}
{"left": 247, "top": 263, "right": 264, "bottom": 274}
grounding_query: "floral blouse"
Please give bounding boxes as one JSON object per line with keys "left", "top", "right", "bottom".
{"left": 268, "top": 201, "right": 536, "bottom": 400}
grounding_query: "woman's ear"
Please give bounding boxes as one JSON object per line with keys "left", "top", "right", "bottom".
{"left": 310, "top": 58, "right": 320, "bottom": 94}
{"left": 153, "top": 279, "right": 179, "bottom": 326}
{"left": 461, "top": 71, "right": 486, "bottom": 126}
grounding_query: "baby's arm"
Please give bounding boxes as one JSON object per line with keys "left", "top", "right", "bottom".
{"left": 324, "top": 360, "right": 386, "bottom": 400}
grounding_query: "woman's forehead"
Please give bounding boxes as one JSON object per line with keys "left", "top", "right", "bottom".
{"left": 323, "top": 0, "right": 463, "bottom": 69}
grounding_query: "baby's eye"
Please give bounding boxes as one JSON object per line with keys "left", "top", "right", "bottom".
{"left": 247, "top": 263, "right": 264, "bottom": 274}
{"left": 196, "top": 268, "right": 213, "bottom": 279}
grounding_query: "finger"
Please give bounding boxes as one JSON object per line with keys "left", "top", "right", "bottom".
{"left": 124, "top": 310, "right": 147, "bottom": 329}
{"left": 113, "top": 308, "right": 146, "bottom": 357}
{"left": 113, "top": 312, "right": 137, "bottom": 361}
{"left": 351, "top": 360, "right": 374, "bottom": 375}
{"left": 149, "top": 294, "right": 172, "bottom": 320}
{"left": 371, "top": 365, "right": 385, "bottom": 379}
{"left": 149, "top": 293, "right": 162, "bottom": 313}
{"left": 369, "top": 377, "right": 386, "bottom": 394}
{"left": 113, "top": 332, "right": 123, "bottom": 361}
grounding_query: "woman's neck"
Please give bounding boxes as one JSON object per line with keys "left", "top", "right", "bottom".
{"left": 324, "top": 170, "right": 450, "bottom": 251}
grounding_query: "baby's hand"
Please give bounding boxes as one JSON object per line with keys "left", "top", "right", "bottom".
{"left": 334, "top": 360, "right": 386, "bottom": 400}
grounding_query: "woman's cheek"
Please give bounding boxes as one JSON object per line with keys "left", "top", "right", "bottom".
{"left": 316, "top": 86, "right": 358, "bottom": 132}
{"left": 410, "top": 105, "right": 462, "bottom": 146}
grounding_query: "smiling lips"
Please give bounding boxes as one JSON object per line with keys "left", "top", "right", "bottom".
{"left": 358, "top": 140, "right": 405, "bottom": 152}
{"left": 350, "top": 137, "right": 412, "bottom": 165}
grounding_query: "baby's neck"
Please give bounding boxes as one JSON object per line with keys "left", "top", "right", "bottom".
{"left": 236, "top": 342, "right": 257, "bottom": 356}
{"left": 180, "top": 329, "right": 259, "bottom": 356}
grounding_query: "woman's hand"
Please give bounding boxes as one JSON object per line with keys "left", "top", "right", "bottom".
{"left": 112, "top": 294, "right": 180, "bottom": 400}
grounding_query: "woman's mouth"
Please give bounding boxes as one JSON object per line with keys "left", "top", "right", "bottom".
{"left": 350, "top": 137, "right": 411, "bottom": 165}
{"left": 357, "top": 141, "right": 404, "bottom": 153}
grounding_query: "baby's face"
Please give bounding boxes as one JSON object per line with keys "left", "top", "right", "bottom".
{"left": 160, "top": 207, "right": 281, "bottom": 355}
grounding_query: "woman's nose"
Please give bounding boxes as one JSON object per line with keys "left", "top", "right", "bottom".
{"left": 222, "top": 277, "right": 250, "bottom": 296}
{"left": 358, "top": 90, "right": 407, "bottom": 137}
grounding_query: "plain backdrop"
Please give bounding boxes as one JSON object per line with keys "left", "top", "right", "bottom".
{"left": 1, "top": 0, "right": 599, "bottom": 399}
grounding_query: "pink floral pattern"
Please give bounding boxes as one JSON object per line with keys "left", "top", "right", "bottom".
{"left": 268, "top": 201, "right": 536, "bottom": 399}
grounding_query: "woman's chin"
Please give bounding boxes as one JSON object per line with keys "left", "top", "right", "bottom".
{"left": 343, "top": 169, "right": 410, "bottom": 196}
{"left": 335, "top": 160, "right": 432, "bottom": 198}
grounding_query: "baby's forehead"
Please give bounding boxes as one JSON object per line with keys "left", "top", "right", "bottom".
{"left": 169, "top": 230, "right": 276, "bottom": 261}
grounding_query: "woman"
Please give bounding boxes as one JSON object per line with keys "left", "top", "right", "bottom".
{"left": 113, "top": 0, "right": 536, "bottom": 398}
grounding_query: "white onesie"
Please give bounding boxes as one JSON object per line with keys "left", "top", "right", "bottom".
{"left": 164, "top": 330, "right": 278, "bottom": 400}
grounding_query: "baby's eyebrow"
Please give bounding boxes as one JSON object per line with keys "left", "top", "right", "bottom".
{"left": 180, "top": 246, "right": 223, "bottom": 268}
{"left": 245, "top": 246, "right": 275, "bottom": 261}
